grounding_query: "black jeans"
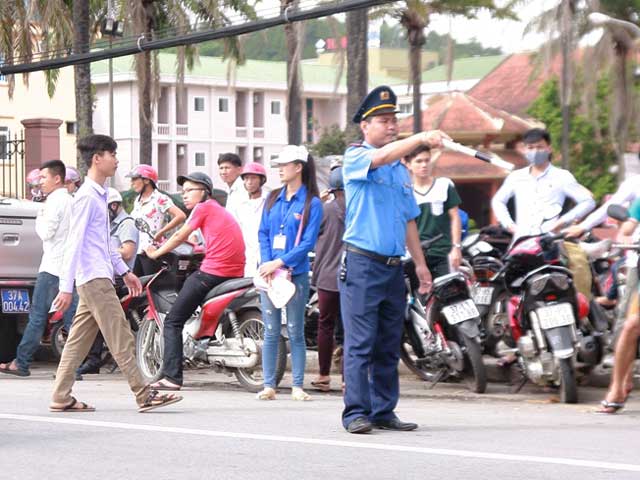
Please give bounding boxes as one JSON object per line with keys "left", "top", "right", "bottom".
{"left": 162, "top": 270, "right": 236, "bottom": 385}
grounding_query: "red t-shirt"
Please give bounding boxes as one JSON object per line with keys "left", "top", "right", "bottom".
{"left": 187, "top": 200, "right": 246, "bottom": 278}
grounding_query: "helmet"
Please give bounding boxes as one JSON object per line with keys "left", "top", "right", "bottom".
{"left": 329, "top": 167, "right": 344, "bottom": 191}
{"left": 26, "top": 169, "right": 41, "bottom": 187}
{"left": 241, "top": 162, "right": 267, "bottom": 179}
{"left": 126, "top": 164, "right": 158, "bottom": 185}
{"left": 107, "top": 187, "right": 123, "bottom": 204}
{"left": 177, "top": 172, "right": 213, "bottom": 196}
{"left": 65, "top": 166, "right": 81, "bottom": 185}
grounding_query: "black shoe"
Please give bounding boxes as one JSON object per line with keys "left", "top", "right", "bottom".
{"left": 372, "top": 417, "right": 418, "bottom": 431}
{"left": 76, "top": 364, "right": 100, "bottom": 375}
{"left": 346, "top": 416, "right": 373, "bottom": 434}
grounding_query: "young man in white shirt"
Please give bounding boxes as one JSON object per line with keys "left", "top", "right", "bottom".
{"left": 491, "top": 128, "right": 595, "bottom": 238}
{"left": 228, "top": 162, "right": 269, "bottom": 277}
{"left": 0, "top": 160, "right": 78, "bottom": 376}
{"left": 218, "top": 152, "right": 248, "bottom": 215}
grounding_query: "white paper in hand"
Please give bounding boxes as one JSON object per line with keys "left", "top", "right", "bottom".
{"left": 267, "top": 276, "right": 296, "bottom": 309}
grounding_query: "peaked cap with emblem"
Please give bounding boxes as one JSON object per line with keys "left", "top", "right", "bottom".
{"left": 352, "top": 85, "right": 399, "bottom": 123}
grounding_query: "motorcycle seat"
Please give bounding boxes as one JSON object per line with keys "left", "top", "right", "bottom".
{"left": 579, "top": 239, "right": 612, "bottom": 261}
{"left": 204, "top": 277, "right": 254, "bottom": 302}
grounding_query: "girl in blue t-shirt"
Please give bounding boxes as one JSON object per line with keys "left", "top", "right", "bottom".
{"left": 257, "top": 145, "right": 323, "bottom": 401}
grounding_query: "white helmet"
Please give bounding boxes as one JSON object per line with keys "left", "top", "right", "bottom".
{"left": 107, "top": 187, "right": 123, "bottom": 204}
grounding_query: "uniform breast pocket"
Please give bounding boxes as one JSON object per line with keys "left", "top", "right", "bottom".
{"left": 431, "top": 201, "right": 444, "bottom": 216}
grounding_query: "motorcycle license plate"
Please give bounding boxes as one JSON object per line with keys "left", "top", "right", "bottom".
{"left": 472, "top": 286, "right": 494, "bottom": 305}
{"left": 442, "top": 299, "right": 480, "bottom": 325}
{"left": 1, "top": 289, "right": 30, "bottom": 314}
{"left": 536, "top": 303, "right": 574, "bottom": 329}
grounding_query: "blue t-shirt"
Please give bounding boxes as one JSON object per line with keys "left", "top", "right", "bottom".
{"left": 258, "top": 184, "right": 322, "bottom": 276}
{"left": 342, "top": 142, "right": 420, "bottom": 256}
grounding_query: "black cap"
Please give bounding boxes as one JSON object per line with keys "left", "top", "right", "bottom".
{"left": 352, "top": 85, "right": 399, "bottom": 123}
{"left": 177, "top": 172, "right": 213, "bottom": 195}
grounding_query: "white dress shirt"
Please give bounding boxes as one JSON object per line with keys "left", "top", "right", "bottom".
{"left": 230, "top": 191, "right": 268, "bottom": 277}
{"left": 578, "top": 175, "right": 640, "bottom": 231}
{"left": 35, "top": 187, "right": 72, "bottom": 277}
{"left": 225, "top": 176, "right": 249, "bottom": 218}
{"left": 492, "top": 164, "right": 595, "bottom": 238}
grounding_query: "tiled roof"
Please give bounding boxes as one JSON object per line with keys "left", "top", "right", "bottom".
{"left": 433, "top": 149, "right": 527, "bottom": 180}
{"left": 468, "top": 52, "right": 562, "bottom": 116}
{"left": 398, "top": 91, "right": 537, "bottom": 142}
{"left": 91, "top": 52, "right": 398, "bottom": 88}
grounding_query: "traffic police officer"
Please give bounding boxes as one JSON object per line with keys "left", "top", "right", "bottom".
{"left": 340, "top": 85, "right": 449, "bottom": 434}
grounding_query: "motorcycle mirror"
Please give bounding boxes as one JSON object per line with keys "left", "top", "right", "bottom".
{"left": 135, "top": 218, "right": 152, "bottom": 234}
{"left": 607, "top": 204, "right": 629, "bottom": 222}
{"left": 462, "top": 233, "right": 479, "bottom": 249}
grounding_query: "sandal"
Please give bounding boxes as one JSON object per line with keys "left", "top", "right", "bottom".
{"left": 291, "top": 387, "right": 312, "bottom": 401}
{"left": 49, "top": 396, "right": 95, "bottom": 413}
{"left": 138, "top": 390, "right": 183, "bottom": 413}
{"left": 311, "top": 379, "right": 331, "bottom": 392}
{"left": 150, "top": 378, "right": 182, "bottom": 391}
{"left": 256, "top": 388, "right": 276, "bottom": 400}
{"left": 595, "top": 400, "right": 625, "bottom": 414}
{"left": 0, "top": 364, "right": 30, "bottom": 377}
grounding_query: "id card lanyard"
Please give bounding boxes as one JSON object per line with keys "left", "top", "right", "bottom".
{"left": 274, "top": 198, "right": 297, "bottom": 250}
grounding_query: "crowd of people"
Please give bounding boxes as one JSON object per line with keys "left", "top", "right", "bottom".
{"left": 2, "top": 83, "right": 640, "bottom": 425}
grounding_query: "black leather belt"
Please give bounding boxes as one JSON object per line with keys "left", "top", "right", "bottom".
{"left": 346, "top": 244, "right": 402, "bottom": 266}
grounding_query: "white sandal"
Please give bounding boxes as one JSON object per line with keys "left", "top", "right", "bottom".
{"left": 291, "top": 387, "right": 312, "bottom": 401}
{"left": 256, "top": 387, "right": 276, "bottom": 400}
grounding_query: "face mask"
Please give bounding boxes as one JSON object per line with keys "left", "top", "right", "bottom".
{"left": 525, "top": 149, "right": 550, "bottom": 166}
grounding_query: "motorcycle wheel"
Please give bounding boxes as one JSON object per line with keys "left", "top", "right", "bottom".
{"left": 136, "top": 318, "right": 164, "bottom": 383}
{"left": 559, "top": 357, "right": 578, "bottom": 404}
{"left": 50, "top": 322, "right": 66, "bottom": 360}
{"left": 462, "top": 334, "right": 487, "bottom": 394}
{"left": 234, "top": 310, "right": 287, "bottom": 393}
{"left": 399, "top": 332, "right": 438, "bottom": 382}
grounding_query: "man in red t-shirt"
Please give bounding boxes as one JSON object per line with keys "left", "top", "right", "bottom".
{"left": 145, "top": 172, "right": 245, "bottom": 390}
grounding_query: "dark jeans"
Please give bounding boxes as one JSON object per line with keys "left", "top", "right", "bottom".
{"left": 162, "top": 270, "right": 235, "bottom": 385}
{"left": 426, "top": 255, "right": 450, "bottom": 279}
{"left": 317, "top": 289, "right": 342, "bottom": 376}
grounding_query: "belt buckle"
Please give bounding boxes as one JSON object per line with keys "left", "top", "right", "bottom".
{"left": 386, "top": 256, "right": 396, "bottom": 266}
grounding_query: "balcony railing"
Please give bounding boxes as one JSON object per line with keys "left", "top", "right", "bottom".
{"left": 253, "top": 127, "right": 264, "bottom": 138}
{"left": 236, "top": 127, "right": 247, "bottom": 138}
{"left": 157, "top": 179, "right": 171, "bottom": 192}
{"left": 157, "top": 123, "right": 170, "bottom": 135}
{"left": 176, "top": 125, "right": 188, "bottom": 136}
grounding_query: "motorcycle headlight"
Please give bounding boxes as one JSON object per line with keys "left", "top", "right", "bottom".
{"left": 529, "top": 276, "right": 547, "bottom": 296}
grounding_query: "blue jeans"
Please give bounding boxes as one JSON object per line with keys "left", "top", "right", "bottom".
{"left": 260, "top": 272, "right": 309, "bottom": 388}
{"left": 15, "top": 272, "right": 78, "bottom": 372}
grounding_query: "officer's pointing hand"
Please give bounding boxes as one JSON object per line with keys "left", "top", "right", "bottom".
{"left": 416, "top": 264, "right": 433, "bottom": 295}
{"left": 421, "top": 130, "right": 451, "bottom": 149}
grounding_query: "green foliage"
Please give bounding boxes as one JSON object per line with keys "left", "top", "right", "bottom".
{"left": 527, "top": 78, "right": 617, "bottom": 201}
{"left": 309, "top": 125, "right": 347, "bottom": 157}
{"left": 380, "top": 23, "right": 502, "bottom": 60}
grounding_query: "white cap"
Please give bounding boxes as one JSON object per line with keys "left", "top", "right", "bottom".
{"left": 271, "top": 145, "right": 309, "bottom": 166}
{"left": 107, "top": 187, "right": 123, "bottom": 204}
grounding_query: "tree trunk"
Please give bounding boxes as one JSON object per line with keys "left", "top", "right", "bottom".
{"left": 408, "top": 27, "right": 424, "bottom": 134}
{"left": 139, "top": 50, "right": 153, "bottom": 165}
{"left": 73, "top": 0, "right": 93, "bottom": 173}
{"left": 559, "top": 0, "right": 573, "bottom": 169}
{"left": 283, "top": 0, "right": 302, "bottom": 145}
{"left": 345, "top": 8, "right": 368, "bottom": 143}
{"left": 612, "top": 44, "right": 630, "bottom": 184}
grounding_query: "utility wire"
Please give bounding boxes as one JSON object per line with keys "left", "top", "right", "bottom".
{"left": 1, "top": 0, "right": 387, "bottom": 75}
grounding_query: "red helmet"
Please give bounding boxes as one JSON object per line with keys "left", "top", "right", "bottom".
{"left": 26, "top": 169, "right": 41, "bottom": 187}
{"left": 65, "top": 166, "right": 81, "bottom": 185}
{"left": 126, "top": 164, "right": 158, "bottom": 185}
{"left": 240, "top": 162, "right": 267, "bottom": 179}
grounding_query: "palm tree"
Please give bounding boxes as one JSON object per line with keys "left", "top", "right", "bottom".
{"left": 281, "top": 0, "right": 303, "bottom": 145}
{"left": 345, "top": 8, "right": 368, "bottom": 142}
{"left": 372, "top": 1, "right": 517, "bottom": 134}
{"left": 73, "top": 0, "right": 94, "bottom": 145}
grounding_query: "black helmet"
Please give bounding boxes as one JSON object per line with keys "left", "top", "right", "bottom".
{"left": 177, "top": 172, "right": 213, "bottom": 195}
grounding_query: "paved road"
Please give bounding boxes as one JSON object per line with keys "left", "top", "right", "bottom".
{"left": 2, "top": 365, "right": 640, "bottom": 480}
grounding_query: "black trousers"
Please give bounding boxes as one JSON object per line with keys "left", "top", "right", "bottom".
{"left": 162, "top": 270, "right": 236, "bottom": 385}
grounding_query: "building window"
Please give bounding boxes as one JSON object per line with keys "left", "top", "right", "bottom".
{"left": 253, "top": 147, "right": 263, "bottom": 163}
{"left": 399, "top": 103, "right": 412, "bottom": 114}
{"left": 195, "top": 152, "right": 206, "bottom": 167}
{"left": 194, "top": 97, "right": 205, "bottom": 112}
{"left": 0, "top": 127, "right": 8, "bottom": 160}
{"left": 218, "top": 97, "right": 229, "bottom": 112}
{"left": 236, "top": 146, "right": 246, "bottom": 164}
{"left": 270, "top": 101, "right": 281, "bottom": 115}
{"left": 305, "top": 98, "right": 314, "bottom": 143}
{"left": 65, "top": 121, "right": 76, "bottom": 135}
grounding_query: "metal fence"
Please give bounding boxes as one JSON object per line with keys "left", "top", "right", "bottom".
{"left": 0, "top": 132, "right": 26, "bottom": 198}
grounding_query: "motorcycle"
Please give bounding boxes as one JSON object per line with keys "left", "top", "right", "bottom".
{"left": 497, "top": 232, "right": 588, "bottom": 403}
{"left": 400, "top": 234, "right": 487, "bottom": 393}
{"left": 134, "top": 220, "right": 286, "bottom": 392}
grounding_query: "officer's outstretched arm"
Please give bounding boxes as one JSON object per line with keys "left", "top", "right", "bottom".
{"left": 370, "top": 130, "right": 449, "bottom": 169}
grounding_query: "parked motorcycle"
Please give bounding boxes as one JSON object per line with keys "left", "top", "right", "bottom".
{"left": 400, "top": 234, "right": 487, "bottom": 393}
{"left": 134, "top": 220, "right": 285, "bottom": 392}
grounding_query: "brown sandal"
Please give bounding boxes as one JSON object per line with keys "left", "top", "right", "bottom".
{"left": 49, "top": 396, "right": 95, "bottom": 413}
{"left": 150, "top": 378, "right": 182, "bottom": 391}
{"left": 139, "top": 390, "right": 183, "bottom": 413}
